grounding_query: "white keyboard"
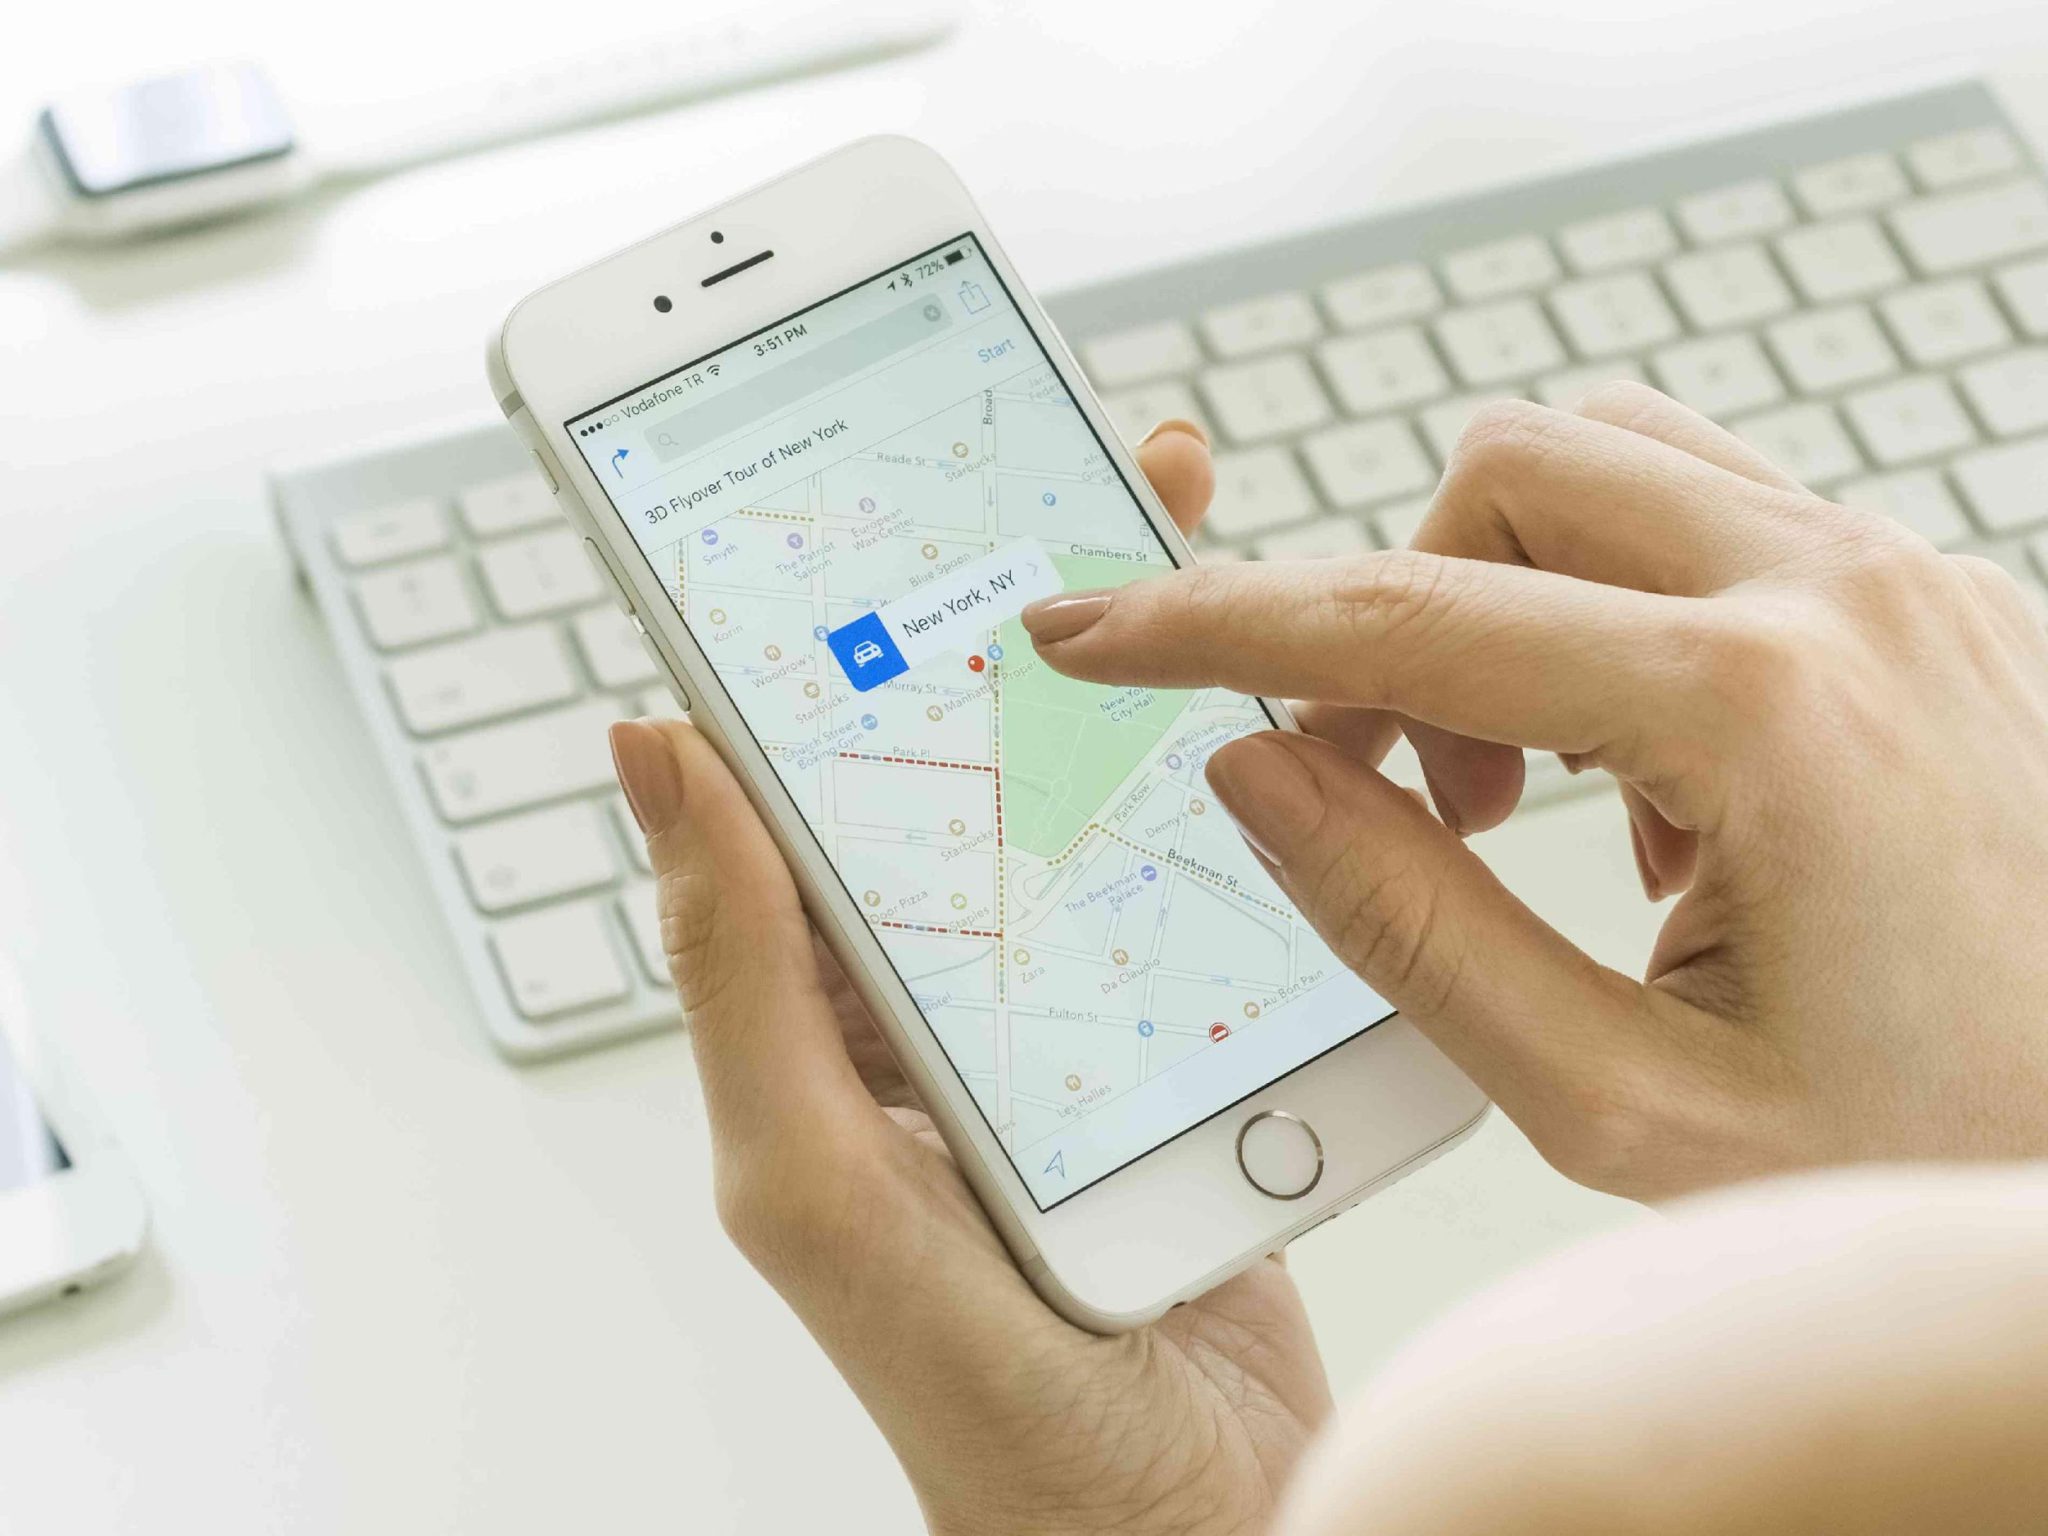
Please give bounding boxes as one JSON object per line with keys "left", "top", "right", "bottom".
{"left": 276, "top": 80, "right": 2048, "bottom": 1061}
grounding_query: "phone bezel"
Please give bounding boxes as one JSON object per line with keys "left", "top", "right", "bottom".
{"left": 0, "top": 957, "right": 148, "bottom": 1316}
{"left": 493, "top": 135, "right": 1487, "bottom": 1330}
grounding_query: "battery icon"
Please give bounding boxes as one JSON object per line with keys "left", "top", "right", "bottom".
{"left": 945, "top": 250, "right": 964, "bottom": 265}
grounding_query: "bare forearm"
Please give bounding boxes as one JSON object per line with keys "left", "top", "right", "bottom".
{"left": 1278, "top": 1166, "right": 2048, "bottom": 1536}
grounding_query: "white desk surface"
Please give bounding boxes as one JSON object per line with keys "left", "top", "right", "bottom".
{"left": 2, "top": 3, "right": 2043, "bottom": 1529}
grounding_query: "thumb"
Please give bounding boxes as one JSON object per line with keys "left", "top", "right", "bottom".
{"left": 1205, "top": 732, "right": 1664, "bottom": 1164}
{"left": 609, "top": 718, "right": 873, "bottom": 1164}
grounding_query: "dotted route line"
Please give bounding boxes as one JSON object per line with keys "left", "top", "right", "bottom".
{"left": 991, "top": 619, "right": 1007, "bottom": 1005}
{"left": 835, "top": 750, "right": 994, "bottom": 774}
{"left": 873, "top": 919, "right": 1002, "bottom": 939}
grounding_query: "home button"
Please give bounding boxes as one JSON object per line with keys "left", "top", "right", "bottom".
{"left": 1235, "top": 1111, "right": 1324, "bottom": 1200}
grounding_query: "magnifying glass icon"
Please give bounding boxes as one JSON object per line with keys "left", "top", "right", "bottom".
{"left": 655, "top": 431, "right": 679, "bottom": 449}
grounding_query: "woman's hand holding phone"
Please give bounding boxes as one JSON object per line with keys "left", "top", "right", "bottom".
{"left": 1023, "top": 384, "right": 2048, "bottom": 1202}
{"left": 610, "top": 424, "right": 1336, "bottom": 1536}
{"left": 612, "top": 385, "right": 2048, "bottom": 1533}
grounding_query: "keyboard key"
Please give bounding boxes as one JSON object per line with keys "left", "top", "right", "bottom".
{"left": 353, "top": 556, "right": 479, "bottom": 650}
{"left": 1835, "top": 469, "right": 1972, "bottom": 548}
{"left": 1082, "top": 321, "right": 1201, "bottom": 386}
{"left": 421, "top": 699, "right": 622, "bottom": 823}
{"left": 1373, "top": 497, "right": 1432, "bottom": 549}
{"left": 1316, "top": 326, "right": 1449, "bottom": 415}
{"left": 1099, "top": 380, "right": 1207, "bottom": 445}
{"left": 1842, "top": 377, "right": 1975, "bottom": 467}
{"left": 1889, "top": 180, "right": 2048, "bottom": 275}
{"left": 1434, "top": 299, "right": 1565, "bottom": 386}
{"left": 1952, "top": 436, "right": 2048, "bottom": 532}
{"left": 455, "top": 802, "right": 616, "bottom": 913}
{"left": 1677, "top": 179, "right": 1794, "bottom": 244}
{"left": 1322, "top": 262, "right": 1441, "bottom": 329}
{"left": 1793, "top": 151, "right": 1910, "bottom": 217}
{"left": 1205, "top": 447, "right": 1320, "bottom": 539}
{"left": 1441, "top": 235, "right": 1559, "bottom": 301}
{"left": 613, "top": 796, "right": 654, "bottom": 873}
{"left": 1652, "top": 334, "right": 1783, "bottom": 418}
{"left": 458, "top": 473, "right": 558, "bottom": 537}
{"left": 620, "top": 881, "right": 670, "bottom": 985}
{"left": 572, "top": 606, "right": 660, "bottom": 689}
{"left": 1548, "top": 271, "right": 1679, "bottom": 358}
{"left": 478, "top": 527, "right": 605, "bottom": 619}
{"left": 1417, "top": 392, "right": 1518, "bottom": 463}
{"left": 1199, "top": 355, "right": 1333, "bottom": 442}
{"left": 1775, "top": 217, "right": 1907, "bottom": 302}
{"left": 387, "top": 624, "right": 580, "bottom": 734}
{"left": 1662, "top": 244, "right": 1794, "bottom": 330}
{"left": 1879, "top": 278, "right": 2013, "bottom": 366}
{"left": 1994, "top": 256, "right": 2048, "bottom": 337}
{"left": 1907, "top": 127, "right": 2023, "bottom": 189}
{"left": 1957, "top": 348, "right": 2048, "bottom": 436}
{"left": 1765, "top": 305, "right": 1898, "bottom": 393}
{"left": 1557, "top": 208, "right": 1677, "bottom": 273}
{"left": 1300, "top": 420, "right": 1437, "bottom": 508}
{"left": 1200, "top": 292, "right": 1321, "bottom": 358}
{"left": 331, "top": 497, "right": 446, "bottom": 567}
{"left": 1255, "top": 517, "right": 1377, "bottom": 560}
{"left": 491, "top": 901, "right": 629, "bottom": 1020}
{"left": 1731, "top": 402, "right": 1863, "bottom": 486}
{"left": 1534, "top": 359, "right": 1648, "bottom": 409}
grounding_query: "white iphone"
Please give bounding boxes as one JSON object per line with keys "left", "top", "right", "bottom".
{"left": 489, "top": 137, "right": 1487, "bottom": 1331}
{"left": 0, "top": 955, "right": 148, "bottom": 1317}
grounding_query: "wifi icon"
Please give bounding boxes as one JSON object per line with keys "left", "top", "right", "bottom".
{"left": 706, "top": 363, "right": 722, "bottom": 378}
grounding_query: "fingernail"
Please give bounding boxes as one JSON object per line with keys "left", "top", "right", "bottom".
{"left": 1021, "top": 590, "right": 1111, "bottom": 643}
{"left": 1139, "top": 416, "right": 1209, "bottom": 449}
{"left": 610, "top": 719, "right": 684, "bottom": 837}
{"left": 1205, "top": 735, "right": 1326, "bottom": 868}
{"left": 1419, "top": 761, "right": 1465, "bottom": 837}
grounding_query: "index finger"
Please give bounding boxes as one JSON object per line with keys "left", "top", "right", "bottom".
{"left": 1021, "top": 553, "right": 1720, "bottom": 789}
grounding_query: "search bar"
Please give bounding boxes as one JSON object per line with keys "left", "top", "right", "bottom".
{"left": 645, "top": 298, "right": 954, "bottom": 463}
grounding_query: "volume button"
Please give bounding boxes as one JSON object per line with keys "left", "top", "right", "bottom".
{"left": 582, "top": 538, "right": 635, "bottom": 617}
{"left": 529, "top": 448, "right": 560, "bottom": 495}
{"left": 636, "top": 626, "right": 691, "bottom": 714}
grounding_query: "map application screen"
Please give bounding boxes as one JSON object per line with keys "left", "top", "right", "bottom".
{"left": 568, "top": 235, "right": 1393, "bottom": 1208}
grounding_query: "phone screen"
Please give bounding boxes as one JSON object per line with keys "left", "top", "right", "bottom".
{"left": 566, "top": 234, "right": 1393, "bottom": 1208}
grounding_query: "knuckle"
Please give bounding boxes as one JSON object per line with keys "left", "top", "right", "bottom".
{"left": 1945, "top": 552, "right": 2035, "bottom": 626}
{"left": 1444, "top": 398, "right": 1573, "bottom": 486}
{"left": 1308, "top": 844, "right": 1465, "bottom": 1017}
{"left": 654, "top": 868, "right": 719, "bottom": 997}
{"left": 1333, "top": 549, "right": 1453, "bottom": 663}
{"left": 1831, "top": 526, "right": 1949, "bottom": 605}
{"left": 712, "top": 1156, "right": 849, "bottom": 1277}
{"left": 1571, "top": 377, "right": 1672, "bottom": 426}
{"left": 1538, "top": 1067, "right": 1656, "bottom": 1193}
{"left": 1684, "top": 599, "right": 1824, "bottom": 736}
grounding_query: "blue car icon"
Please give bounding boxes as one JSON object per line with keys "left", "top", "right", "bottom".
{"left": 827, "top": 612, "right": 909, "bottom": 692}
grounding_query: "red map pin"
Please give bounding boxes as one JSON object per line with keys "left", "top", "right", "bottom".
{"left": 1208, "top": 1022, "right": 1231, "bottom": 1043}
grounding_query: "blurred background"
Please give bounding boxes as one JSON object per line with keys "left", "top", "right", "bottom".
{"left": 1, "top": 1, "right": 2042, "bottom": 1530}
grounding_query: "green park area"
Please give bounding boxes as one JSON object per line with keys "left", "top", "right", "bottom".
{"left": 996, "top": 553, "right": 1192, "bottom": 859}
